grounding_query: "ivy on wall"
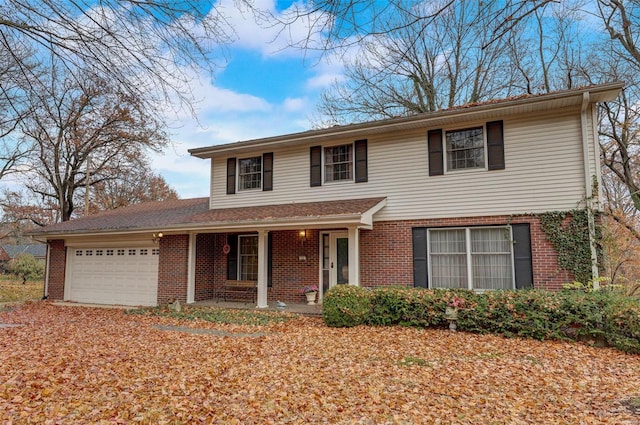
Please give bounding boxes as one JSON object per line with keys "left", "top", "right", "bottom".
{"left": 537, "top": 209, "right": 598, "bottom": 283}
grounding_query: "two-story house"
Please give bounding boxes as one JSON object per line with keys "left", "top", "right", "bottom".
{"left": 33, "top": 83, "right": 623, "bottom": 307}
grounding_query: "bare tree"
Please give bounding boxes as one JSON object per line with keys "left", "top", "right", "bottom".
{"left": 278, "top": 0, "right": 557, "bottom": 53}
{"left": 598, "top": 0, "right": 640, "bottom": 70}
{"left": 16, "top": 61, "right": 167, "bottom": 222}
{"left": 0, "top": 0, "right": 249, "bottom": 113}
{"left": 90, "top": 167, "right": 179, "bottom": 213}
{"left": 316, "top": 1, "right": 583, "bottom": 124}
{"left": 0, "top": 188, "right": 60, "bottom": 228}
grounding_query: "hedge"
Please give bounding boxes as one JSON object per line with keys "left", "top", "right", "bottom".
{"left": 322, "top": 285, "right": 640, "bottom": 354}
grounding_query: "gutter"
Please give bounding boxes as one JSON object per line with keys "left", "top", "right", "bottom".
{"left": 30, "top": 214, "right": 372, "bottom": 240}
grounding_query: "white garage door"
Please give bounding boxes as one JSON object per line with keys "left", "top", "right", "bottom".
{"left": 67, "top": 247, "right": 159, "bottom": 306}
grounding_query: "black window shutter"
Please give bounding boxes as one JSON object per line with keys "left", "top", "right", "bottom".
{"left": 428, "top": 129, "right": 444, "bottom": 176}
{"left": 262, "top": 152, "right": 273, "bottom": 191}
{"left": 226, "top": 235, "right": 238, "bottom": 280}
{"left": 512, "top": 224, "right": 533, "bottom": 289}
{"left": 226, "top": 158, "right": 236, "bottom": 195}
{"left": 486, "top": 120, "right": 505, "bottom": 170}
{"left": 412, "top": 228, "right": 429, "bottom": 288}
{"left": 354, "top": 139, "right": 368, "bottom": 183}
{"left": 268, "top": 232, "right": 273, "bottom": 287}
{"left": 310, "top": 146, "right": 322, "bottom": 187}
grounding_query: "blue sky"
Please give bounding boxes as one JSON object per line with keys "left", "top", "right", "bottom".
{"left": 152, "top": 1, "right": 341, "bottom": 199}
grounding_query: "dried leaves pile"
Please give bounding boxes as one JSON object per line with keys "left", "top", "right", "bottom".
{"left": 1, "top": 302, "right": 639, "bottom": 424}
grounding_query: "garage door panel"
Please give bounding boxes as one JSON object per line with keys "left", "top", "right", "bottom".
{"left": 67, "top": 247, "right": 158, "bottom": 306}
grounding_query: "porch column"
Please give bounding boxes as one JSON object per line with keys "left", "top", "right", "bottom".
{"left": 348, "top": 227, "right": 360, "bottom": 286}
{"left": 186, "top": 233, "right": 196, "bottom": 304}
{"left": 256, "top": 229, "right": 269, "bottom": 308}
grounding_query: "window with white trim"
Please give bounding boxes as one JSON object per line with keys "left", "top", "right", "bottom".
{"left": 324, "top": 144, "right": 353, "bottom": 182}
{"left": 429, "top": 227, "right": 513, "bottom": 290}
{"left": 239, "top": 235, "right": 258, "bottom": 281}
{"left": 445, "top": 127, "right": 485, "bottom": 170}
{"left": 238, "top": 156, "right": 262, "bottom": 190}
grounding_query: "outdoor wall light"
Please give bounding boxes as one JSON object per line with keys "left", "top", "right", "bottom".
{"left": 299, "top": 229, "right": 307, "bottom": 241}
{"left": 152, "top": 232, "right": 164, "bottom": 243}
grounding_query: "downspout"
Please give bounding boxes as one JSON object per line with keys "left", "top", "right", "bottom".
{"left": 581, "top": 92, "right": 600, "bottom": 289}
{"left": 43, "top": 240, "right": 51, "bottom": 299}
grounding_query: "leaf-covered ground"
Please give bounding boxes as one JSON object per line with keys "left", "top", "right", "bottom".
{"left": 1, "top": 302, "right": 639, "bottom": 424}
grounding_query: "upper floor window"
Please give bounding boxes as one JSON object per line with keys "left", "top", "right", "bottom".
{"left": 238, "top": 156, "right": 262, "bottom": 190}
{"left": 310, "top": 140, "right": 367, "bottom": 187}
{"left": 446, "top": 127, "right": 485, "bottom": 170}
{"left": 324, "top": 144, "right": 353, "bottom": 182}
{"left": 428, "top": 121, "right": 504, "bottom": 176}
{"left": 226, "top": 153, "right": 273, "bottom": 194}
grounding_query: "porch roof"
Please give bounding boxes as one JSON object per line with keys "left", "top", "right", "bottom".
{"left": 30, "top": 197, "right": 387, "bottom": 238}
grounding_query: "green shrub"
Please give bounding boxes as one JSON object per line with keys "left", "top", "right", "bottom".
{"left": 367, "top": 286, "right": 413, "bottom": 326}
{"left": 322, "top": 285, "right": 372, "bottom": 327}
{"left": 321, "top": 285, "right": 640, "bottom": 354}
{"left": 459, "top": 290, "right": 616, "bottom": 342}
{"left": 556, "top": 290, "right": 612, "bottom": 343}
{"left": 605, "top": 296, "right": 640, "bottom": 354}
{"left": 366, "top": 286, "right": 477, "bottom": 328}
{"left": 398, "top": 288, "right": 476, "bottom": 328}
{"left": 7, "top": 253, "right": 44, "bottom": 283}
{"left": 458, "top": 290, "right": 561, "bottom": 339}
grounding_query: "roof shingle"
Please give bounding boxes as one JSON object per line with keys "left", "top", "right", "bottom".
{"left": 31, "top": 197, "right": 387, "bottom": 236}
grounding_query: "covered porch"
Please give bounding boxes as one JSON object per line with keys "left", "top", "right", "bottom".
{"left": 164, "top": 197, "right": 387, "bottom": 308}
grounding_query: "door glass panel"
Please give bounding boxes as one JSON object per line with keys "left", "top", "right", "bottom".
{"left": 322, "top": 234, "right": 330, "bottom": 294}
{"left": 336, "top": 237, "right": 349, "bottom": 284}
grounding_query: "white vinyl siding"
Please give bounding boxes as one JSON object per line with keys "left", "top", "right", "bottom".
{"left": 208, "top": 107, "right": 595, "bottom": 221}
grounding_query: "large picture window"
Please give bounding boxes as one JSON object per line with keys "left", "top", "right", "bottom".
{"left": 324, "top": 144, "right": 353, "bottom": 182}
{"left": 238, "top": 156, "right": 262, "bottom": 190}
{"left": 445, "top": 127, "right": 485, "bottom": 170}
{"left": 239, "top": 235, "right": 258, "bottom": 280}
{"left": 429, "top": 227, "right": 513, "bottom": 290}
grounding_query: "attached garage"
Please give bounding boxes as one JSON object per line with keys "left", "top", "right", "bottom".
{"left": 65, "top": 246, "right": 159, "bottom": 306}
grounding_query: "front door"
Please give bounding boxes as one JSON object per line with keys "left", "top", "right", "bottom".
{"left": 320, "top": 232, "right": 349, "bottom": 301}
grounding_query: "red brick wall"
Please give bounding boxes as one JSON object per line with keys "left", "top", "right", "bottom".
{"left": 270, "top": 230, "right": 319, "bottom": 304}
{"left": 157, "top": 234, "right": 189, "bottom": 305}
{"left": 194, "top": 233, "right": 220, "bottom": 301}
{"left": 46, "top": 240, "right": 66, "bottom": 300}
{"left": 359, "top": 215, "right": 573, "bottom": 291}
{"left": 44, "top": 213, "right": 576, "bottom": 306}
{"left": 199, "top": 231, "right": 320, "bottom": 304}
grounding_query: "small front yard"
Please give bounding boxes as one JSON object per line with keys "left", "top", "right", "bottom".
{"left": 1, "top": 302, "right": 639, "bottom": 424}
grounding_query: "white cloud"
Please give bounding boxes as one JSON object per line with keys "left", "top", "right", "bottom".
{"left": 282, "top": 97, "right": 306, "bottom": 112}
{"left": 214, "top": 0, "right": 329, "bottom": 58}
{"left": 147, "top": 0, "right": 346, "bottom": 199}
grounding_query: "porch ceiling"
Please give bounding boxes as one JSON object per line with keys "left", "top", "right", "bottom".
{"left": 30, "top": 197, "right": 388, "bottom": 238}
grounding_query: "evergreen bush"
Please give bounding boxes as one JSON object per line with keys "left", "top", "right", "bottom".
{"left": 7, "top": 253, "right": 44, "bottom": 283}
{"left": 322, "top": 285, "right": 372, "bottom": 327}
{"left": 321, "top": 285, "right": 640, "bottom": 353}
